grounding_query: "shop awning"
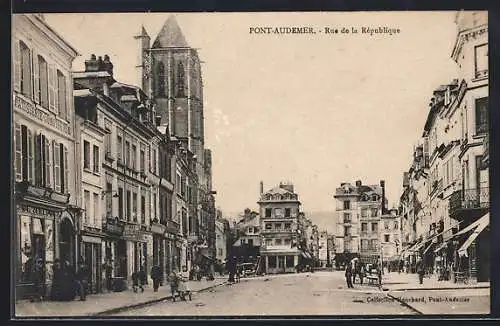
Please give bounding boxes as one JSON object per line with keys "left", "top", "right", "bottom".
{"left": 433, "top": 242, "right": 447, "bottom": 254}
{"left": 458, "top": 214, "right": 489, "bottom": 258}
{"left": 422, "top": 242, "right": 434, "bottom": 255}
{"left": 453, "top": 213, "right": 489, "bottom": 238}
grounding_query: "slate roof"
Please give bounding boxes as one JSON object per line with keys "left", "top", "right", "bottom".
{"left": 152, "top": 16, "right": 189, "bottom": 48}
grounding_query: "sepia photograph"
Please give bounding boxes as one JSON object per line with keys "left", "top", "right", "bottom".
{"left": 11, "top": 11, "right": 490, "bottom": 317}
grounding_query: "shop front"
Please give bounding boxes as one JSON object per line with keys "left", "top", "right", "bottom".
{"left": 151, "top": 223, "right": 166, "bottom": 283}
{"left": 80, "top": 230, "right": 105, "bottom": 294}
{"left": 102, "top": 218, "right": 126, "bottom": 291}
{"left": 122, "top": 223, "right": 149, "bottom": 282}
{"left": 15, "top": 193, "right": 76, "bottom": 300}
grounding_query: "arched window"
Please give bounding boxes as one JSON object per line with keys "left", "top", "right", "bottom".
{"left": 156, "top": 62, "right": 165, "bottom": 97}
{"left": 176, "top": 62, "right": 185, "bottom": 97}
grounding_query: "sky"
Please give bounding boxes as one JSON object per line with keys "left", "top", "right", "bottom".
{"left": 44, "top": 12, "right": 459, "bottom": 217}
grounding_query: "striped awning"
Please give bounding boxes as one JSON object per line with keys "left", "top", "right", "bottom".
{"left": 433, "top": 242, "right": 447, "bottom": 254}
{"left": 458, "top": 214, "right": 489, "bottom": 258}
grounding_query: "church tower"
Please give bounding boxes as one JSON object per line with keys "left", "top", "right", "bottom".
{"left": 140, "top": 16, "right": 205, "bottom": 175}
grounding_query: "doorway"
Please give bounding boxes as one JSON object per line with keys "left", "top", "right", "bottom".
{"left": 278, "top": 256, "right": 285, "bottom": 273}
{"left": 59, "top": 218, "right": 75, "bottom": 267}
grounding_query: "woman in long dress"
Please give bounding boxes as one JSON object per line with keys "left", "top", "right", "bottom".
{"left": 177, "top": 266, "right": 191, "bottom": 300}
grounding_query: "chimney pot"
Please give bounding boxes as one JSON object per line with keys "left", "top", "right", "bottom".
{"left": 355, "top": 180, "right": 362, "bottom": 187}
{"left": 260, "top": 181, "right": 264, "bottom": 195}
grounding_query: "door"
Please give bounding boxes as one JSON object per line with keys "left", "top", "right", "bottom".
{"left": 278, "top": 256, "right": 285, "bottom": 273}
{"left": 59, "top": 218, "right": 75, "bottom": 267}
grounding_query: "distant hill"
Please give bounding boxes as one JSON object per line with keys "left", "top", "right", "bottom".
{"left": 305, "top": 211, "right": 336, "bottom": 233}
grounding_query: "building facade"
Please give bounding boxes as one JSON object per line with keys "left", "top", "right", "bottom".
{"left": 333, "top": 180, "right": 386, "bottom": 267}
{"left": 399, "top": 11, "right": 489, "bottom": 282}
{"left": 137, "top": 16, "right": 217, "bottom": 266}
{"left": 73, "top": 55, "right": 161, "bottom": 287}
{"left": 258, "top": 182, "right": 301, "bottom": 274}
{"left": 379, "top": 208, "right": 402, "bottom": 270}
{"left": 318, "top": 231, "right": 328, "bottom": 267}
{"left": 13, "top": 14, "right": 79, "bottom": 299}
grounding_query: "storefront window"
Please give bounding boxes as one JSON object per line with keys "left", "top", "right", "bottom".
{"left": 19, "top": 216, "right": 45, "bottom": 283}
{"left": 286, "top": 255, "right": 294, "bottom": 268}
{"left": 268, "top": 256, "right": 277, "bottom": 268}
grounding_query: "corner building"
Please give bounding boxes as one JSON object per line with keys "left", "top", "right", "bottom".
{"left": 12, "top": 14, "right": 79, "bottom": 299}
{"left": 258, "top": 183, "right": 301, "bottom": 274}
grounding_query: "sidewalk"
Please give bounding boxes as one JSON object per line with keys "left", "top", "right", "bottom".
{"left": 15, "top": 277, "right": 227, "bottom": 317}
{"left": 381, "top": 272, "right": 490, "bottom": 291}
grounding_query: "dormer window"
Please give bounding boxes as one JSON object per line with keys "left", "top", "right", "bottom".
{"left": 372, "top": 194, "right": 378, "bottom": 201}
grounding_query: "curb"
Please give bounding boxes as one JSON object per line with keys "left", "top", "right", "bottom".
{"left": 92, "top": 281, "right": 227, "bottom": 316}
{"left": 382, "top": 285, "right": 490, "bottom": 292}
{"left": 385, "top": 293, "right": 423, "bottom": 315}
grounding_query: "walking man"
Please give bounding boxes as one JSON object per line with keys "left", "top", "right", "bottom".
{"left": 151, "top": 264, "right": 162, "bottom": 292}
{"left": 345, "top": 263, "right": 354, "bottom": 288}
{"left": 416, "top": 259, "right": 425, "bottom": 285}
{"left": 75, "top": 260, "right": 89, "bottom": 301}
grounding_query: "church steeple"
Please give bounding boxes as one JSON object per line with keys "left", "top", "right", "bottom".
{"left": 152, "top": 16, "right": 189, "bottom": 48}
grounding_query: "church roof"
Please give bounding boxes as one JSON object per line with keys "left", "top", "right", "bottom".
{"left": 152, "top": 16, "right": 189, "bottom": 48}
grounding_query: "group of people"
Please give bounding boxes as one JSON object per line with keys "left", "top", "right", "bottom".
{"left": 46, "top": 258, "right": 90, "bottom": 302}
{"left": 344, "top": 260, "right": 381, "bottom": 289}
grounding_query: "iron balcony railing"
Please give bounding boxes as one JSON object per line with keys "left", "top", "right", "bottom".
{"left": 449, "top": 187, "right": 490, "bottom": 217}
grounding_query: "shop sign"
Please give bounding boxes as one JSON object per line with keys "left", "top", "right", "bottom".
{"left": 82, "top": 235, "right": 102, "bottom": 244}
{"left": 151, "top": 223, "right": 166, "bottom": 235}
{"left": 18, "top": 204, "right": 57, "bottom": 219}
{"left": 14, "top": 94, "right": 71, "bottom": 136}
{"left": 105, "top": 222, "right": 123, "bottom": 235}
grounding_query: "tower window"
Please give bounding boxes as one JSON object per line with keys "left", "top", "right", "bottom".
{"left": 176, "top": 62, "right": 185, "bottom": 97}
{"left": 156, "top": 62, "right": 166, "bottom": 97}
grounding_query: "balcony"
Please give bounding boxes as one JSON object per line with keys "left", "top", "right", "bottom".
{"left": 165, "top": 219, "right": 180, "bottom": 234}
{"left": 261, "top": 228, "right": 294, "bottom": 234}
{"left": 449, "top": 187, "right": 489, "bottom": 220}
{"left": 482, "top": 136, "right": 489, "bottom": 168}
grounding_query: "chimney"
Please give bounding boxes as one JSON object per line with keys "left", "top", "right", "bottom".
{"left": 103, "top": 54, "right": 114, "bottom": 76}
{"left": 84, "top": 54, "right": 99, "bottom": 72}
{"left": 355, "top": 180, "right": 362, "bottom": 188}
{"left": 260, "top": 181, "right": 264, "bottom": 195}
{"left": 380, "top": 180, "right": 386, "bottom": 215}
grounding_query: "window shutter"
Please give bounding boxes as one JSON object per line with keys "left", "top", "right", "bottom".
{"left": 53, "top": 140, "right": 61, "bottom": 192}
{"left": 34, "top": 134, "right": 42, "bottom": 186}
{"left": 63, "top": 146, "right": 69, "bottom": 194}
{"left": 45, "top": 137, "right": 52, "bottom": 188}
{"left": 13, "top": 40, "right": 21, "bottom": 92}
{"left": 66, "top": 73, "right": 72, "bottom": 121}
{"left": 27, "top": 129, "right": 33, "bottom": 182}
{"left": 14, "top": 123, "right": 22, "bottom": 181}
{"left": 48, "top": 64, "right": 57, "bottom": 113}
{"left": 32, "top": 50, "right": 40, "bottom": 104}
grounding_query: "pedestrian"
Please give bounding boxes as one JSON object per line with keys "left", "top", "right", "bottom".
{"left": 177, "top": 266, "right": 191, "bottom": 301}
{"left": 151, "top": 264, "right": 162, "bottom": 292}
{"left": 50, "top": 259, "right": 63, "bottom": 301}
{"left": 30, "top": 258, "right": 45, "bottom": 302}
{"left": 62, "top": 260, "right": 76, "bottom": 301}
{"left": 416, "top": 259, "right": 424, "bottom": 285}
{"left": 75, "top": 260, "right": 89, "bottom": 301}
{"left": 359, "top": 263, "right": 365, "bottom": 285}
{"left": 345, "top": 263, "right": 354, "bottom": 288}
{"left": 168, "top": 268, "right": 180, "bottom": 299}
{"left": 104, "top": 258, "right": 113, "bottom": 292}
{"left": 138, "top": 266, "right": 146, "bottom": 292}
{"left": 131, "top": 270, "right": 139, "bottom": 293}
{"left": 227, "top": 257, "right": 236, "bottom": 283}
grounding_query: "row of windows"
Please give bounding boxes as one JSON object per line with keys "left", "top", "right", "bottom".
{"left": 264, "top": 207, "right": 293, "bottom": 218}
{"left": 83, "top": 190, "right": 100, "bottom": 227}
{"left": 14, "top": 123, "right": 69, "bottom": 193}
{"left": 115, "top": 185, "right": 148, "bottom": 224}
{"left": 264, "top": 222, "right": 291, "bottom": 231}
{"left": 15, "top": 40, "right": 70, "bottom": 121}
{"left": 261, "top": 193, "right": 298, "bottom": 201}
{"left": 264, "top": 238, "right": 292, "bottom": 246}
{"left": 154, "top": 61, "right": 186, "bottom": 98}
{"left": 360, "top": 239, "right": 379, "bottom": 250}
{"left": 267, "top": 255, "right": 295, "bottom": 269}
{"left": 83, "top": 140, "right": 100, "bottom": 174}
